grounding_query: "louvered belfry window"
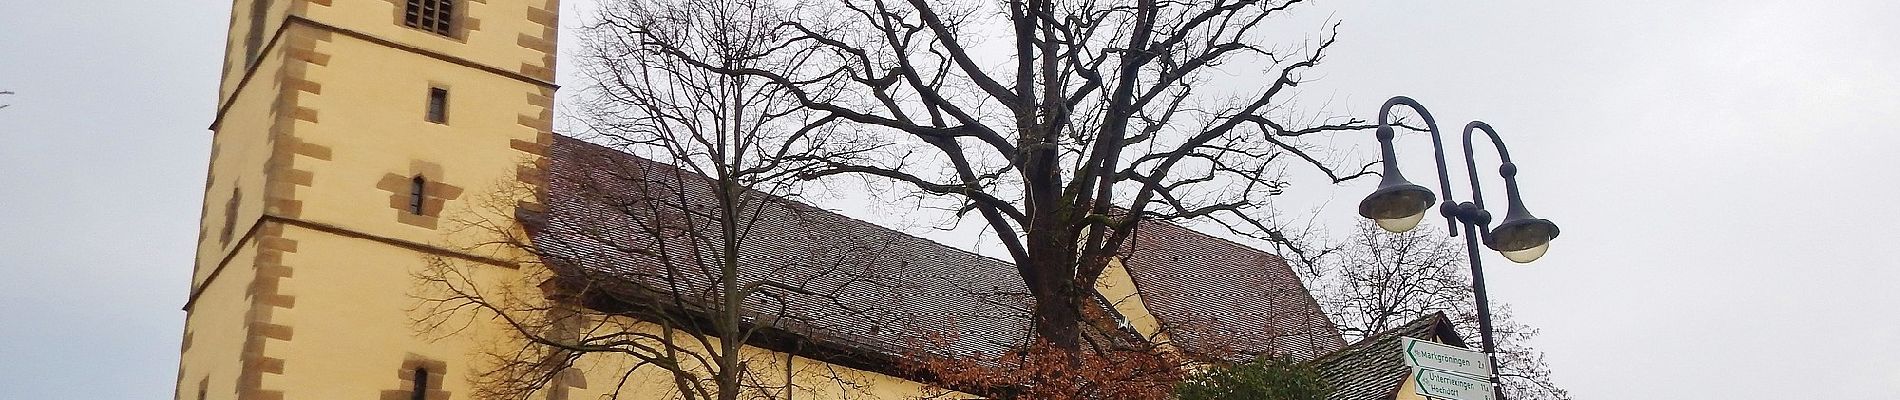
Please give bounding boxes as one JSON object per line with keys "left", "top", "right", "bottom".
{"left": 403, "top": 0, "right": 456, "bottom": 36}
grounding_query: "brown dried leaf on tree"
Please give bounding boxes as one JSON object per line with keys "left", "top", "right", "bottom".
{"left": 901, "top": 338, "right": 1187, "bottom": 400}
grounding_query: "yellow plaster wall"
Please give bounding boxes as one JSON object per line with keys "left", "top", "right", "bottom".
{"left": 175, "top": 242, "right": 263, "bottom": 400}
{"left": 215, "top": 0, "right": 294, "bottom": 101}
{"left": 560, "top": 317, "right": 973, "bottom": 400}
{"left": 179, "top": 26, "right": 310, "bottom": 398}
{"left": 1395, "top": 374, "right": 1429, "bottom": 400}
{"left": 300, "top": 0, "right": 559, "bottom": 81}
{"left": 181, "top": 3, "right": 305, "bottom": 396}
{"left": 193, "top": 45, "right": 288, "bottom": 288}
{"left": 1095, "top": 257, "right": 1175, "bottom": 346}
{"left": 261, "top": 223, "right": 517, "bottom": 399}
{"left": 275, "top": 20, "right": 544, "bottom": 249}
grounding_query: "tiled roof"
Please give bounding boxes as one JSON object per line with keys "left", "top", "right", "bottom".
{"left": 1120, "top": 222, "right": 1347, "bottom": 360}
{"left": 530, "top": 135, "right": 1346, "bottom": 365}
{"left": 532, "top": 136, "right": 1033, "bottom": 359}
{"left": 1311, "top": 313, "right": 1466, "bottom": 400}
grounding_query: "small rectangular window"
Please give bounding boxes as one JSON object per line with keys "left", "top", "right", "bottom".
{"left": 404, "top": 0, "right": 457, "bottom": 36}
{"left": 425, "top": 87, "right": 448, "bottom": 124}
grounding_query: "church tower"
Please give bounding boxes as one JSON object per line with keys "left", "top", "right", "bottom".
{"left": 178, "top": 0, "right": 557, "bottom": 398}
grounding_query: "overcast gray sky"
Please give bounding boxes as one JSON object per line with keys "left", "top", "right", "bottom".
{"left": 2, "top": 0, "right": 1897, "bottom": 399}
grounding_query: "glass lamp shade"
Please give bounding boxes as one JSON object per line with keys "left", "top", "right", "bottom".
{"left": 1374, "top": 212, "right": 1427, "bottom": 233}
{"left": 1487, "top": 217, "right": 1559, "bottom": 263}
{"left": 1500, "top": 241, "right": 1550, "bottom": 263}
{"left": 1358, "top": 182, "right": 1436, "bottom": 233}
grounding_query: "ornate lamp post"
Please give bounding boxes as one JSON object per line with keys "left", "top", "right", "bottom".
{"left": 1356, "top": 96, "right": 1561, "bottom": 399}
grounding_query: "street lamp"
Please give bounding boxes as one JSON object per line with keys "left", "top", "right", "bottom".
{"left": 1357, "top": 96, "right": 1561, "bottom": 399}
{"left": 1465, "top": 121, "right": 1561, "bottom": 264}
{"left": 1357, "top": 96, "right": 1446, "bottom": 234}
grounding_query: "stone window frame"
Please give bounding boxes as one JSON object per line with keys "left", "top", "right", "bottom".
{"left": 380, "top": 355, "right": 449, "bottom": 400}
{"left": 376, "top": 160, "right": 464, "bottom": 229}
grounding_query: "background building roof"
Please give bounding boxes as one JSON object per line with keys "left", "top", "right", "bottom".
{"left": 1312, "top": 313, "right": 1467, "bottom": 400}
{"left": 1121, "top": 221, "right": 1346, "bottom": 360}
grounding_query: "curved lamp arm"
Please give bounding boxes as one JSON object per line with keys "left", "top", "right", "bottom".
{"left": 1374, "top": 96, "right": 1460, "bottom": 236}
{"left": 1460, "top": 121, "right": 1513, "bottom": 225}
{"left": 1462, "top": 121, "right": 1561, "bottom": 262}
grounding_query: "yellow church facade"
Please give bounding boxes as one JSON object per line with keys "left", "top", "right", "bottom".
{"left": 176, "top": 1, "right": 1365, "bottom": 399}
{"left": 176, "top": 0, "right": 969, "bottom": 398}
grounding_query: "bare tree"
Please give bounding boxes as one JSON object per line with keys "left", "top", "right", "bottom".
{"left": 415, "top": 0, "right": 880, "bottom": 398}
{"left": 1301, "top": 220, "right": 1469, "bottom": 339}
{"left": 608, "top": 0, "right": 1377, "bottom": 351}
{"left": 1296, "top": 221, "right": 1572, "bottom": 400}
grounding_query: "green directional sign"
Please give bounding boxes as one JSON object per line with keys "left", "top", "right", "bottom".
{"left": 1401, "top": 337, "right": 1492, "bottom": 378}
{"left": 1413, "top": 367, "right": 1495, "bottom": 400}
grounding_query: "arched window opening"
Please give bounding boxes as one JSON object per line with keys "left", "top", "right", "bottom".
{"left": 409, "top": 176, "right": 427, "bottom": 215}
{"left": 411, "top": 367, "right": 429, "bottom": 400}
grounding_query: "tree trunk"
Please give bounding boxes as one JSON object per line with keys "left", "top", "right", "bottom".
{"left": 1025, "top": 230, "right": 1083, "bottom": 352}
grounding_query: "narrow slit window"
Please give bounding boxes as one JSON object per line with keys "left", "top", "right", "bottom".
{"left": 243, "top": 0, "right": 268, "bottom": 65}
{"left": 425, "top": 87, "right": 448, "bottom": 124}
{"left": 403, "top": 0, "right": 456, "bottom": 36}
{"left": 220, "top": 187, "right": 242, "bottom": 244}
{"left": 409, "top": 176, "right": 427, "bottom": 215}
{"left": 411, "top": 367, "right": 429, "bottom": 400}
